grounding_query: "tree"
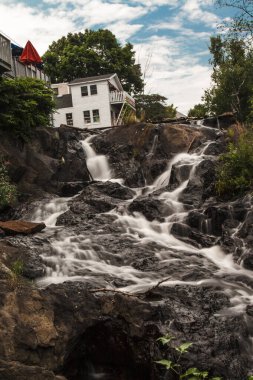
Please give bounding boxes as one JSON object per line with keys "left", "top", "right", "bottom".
{"left": 216, "top": 0, "right": 253, "bottom": 39}
{"left": 0, "top": 77, "right": 55, "bottom": 141}
{"left": 202, "top": 36, "right": 253, "bottom": 122}
{"left": 135, "top": 93, "right": 177, "bottom": 121}
{"left": 188, "top": 103, "right": 208, "bottom": 118}
{"left": 43, "top": 29, "right": 143, "bottom": 94}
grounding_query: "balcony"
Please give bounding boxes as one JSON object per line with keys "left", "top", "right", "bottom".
{"left": 110, "top": 91, "right": 135, "bottom": 109}
{"left": 0, "top": 33, "right": 11, "bottom": 74}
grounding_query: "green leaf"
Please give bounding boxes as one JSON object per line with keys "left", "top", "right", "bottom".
{"left": 247, "top": 377, "right": 253, "bottom": 380}
{"left": 180, "top": 367, "right": 208, "bottom": 379}
{"left": 155, "top": 360, "right": 174, "bottom": 370}
{"left": 157, "top": 334, "right": 174, "bottom": 345}
{"left": 210, "top": 377, "right": 223, "bottom": 380}
{"left": 176, "top": 342, "right": 193, "bottom": 354}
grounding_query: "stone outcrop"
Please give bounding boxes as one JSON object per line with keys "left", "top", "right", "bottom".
{"left": 92, "top": 122, "right": 223, "bottom": 187}
{"left": 0, "top": 220, "right": 46, "bottom": 235}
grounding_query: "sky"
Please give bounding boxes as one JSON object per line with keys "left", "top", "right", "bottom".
{"left": 0, "top": 0, "right": 234, "bottom": 114}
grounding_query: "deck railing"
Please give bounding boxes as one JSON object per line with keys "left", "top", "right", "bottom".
{"left": 110, "top": 91, "right": 135, "bottom": 109}
{"left": 9, "top": 57, "right": 50, "bottom": 82}
{"left": 0, "top": 33, "right": 11, "bottom": 72}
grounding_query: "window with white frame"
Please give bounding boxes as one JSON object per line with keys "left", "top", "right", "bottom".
{"left": 81, "top": 85, "right": 88, "bottom": 96}
{"left": 83, "top": 110, "right": 91, "bottom": 124}
{"left": 92, "top": 109, "right": 100, "bottom": 123}
{"left": 90, "top": 84, "right": 97, "bottom": 95}
{"left": 66, "top": 113, "right": 73, "bottom": 126}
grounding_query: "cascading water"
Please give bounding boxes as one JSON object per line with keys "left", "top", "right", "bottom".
{"left": 31, "top": 130, "right": 253, "bottom": 332}
{"left": 81, "top": 136, "right": 111, "bottom": 181}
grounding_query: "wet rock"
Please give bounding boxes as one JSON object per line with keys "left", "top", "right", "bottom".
{"left": 57, "top": 181, "right": 134, "bottom": 226}
{"left": 0, "top": 228, "right": 5, "bottom": 238}
{"left": 241, "top": 253, "right": 253, "bottom": 270}
{"left": 203, "top": 113, "right": 236, "bottom": 129}
{"left": 171, "top": 222, "right": 218, "bottom": 248}
{"left": 58, "top": 181, "right": 88, "bottom": 196}
{"left": 128, "top": 197, "right": 173, "bottom": 221}
{"left": 0, "top": 220, "right": 46, "bottom": 235}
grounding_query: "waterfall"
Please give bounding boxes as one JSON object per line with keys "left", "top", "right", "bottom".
{"left": 81, "top": 136, "right": 111, "bottom": 181}
{"left": 29, "top": 127, "right": 253, "bottom": 335}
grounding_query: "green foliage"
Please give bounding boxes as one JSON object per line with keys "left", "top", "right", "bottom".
{"left": 43, "top": 29, "right": 143, "bottom": 94}
{"left": 248, "top": 376, "right": 253, "bottom": 380}
{"left": 188, "top": 103, "right": 208, "bottom": 118}
{"left": 156, "top": 334, "right": 222, "bottom": 380}
{"left": 176, "top": 342, "right": 193, "bottom": 354}
{"left": 0, "top": 162, "right": 17, "bottom": 210}
{"left": 0, "top": 77, "right": 55, "bottom": 141}
{"left": 157, "top": 334, "right": 175, "bottom": 346}
{"left": 216, "top": 130, "right": 253, "bottom": 197}
{"left": 202, "top": 36, "right": 253, "bottom": 122}
{"left": 135, "top": 93, "right": 177, "bottom": 121}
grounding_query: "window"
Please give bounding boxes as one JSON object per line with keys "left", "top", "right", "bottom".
{"left": 92, "top": 109, "right": 100, "bottom": 123}
{"left": 53, "top": 88, "right": 59, "bottom": 95}
{"left": 83, "top": 110, "right": 91, "bottom": 124}
{"left": 66, "top": 113, "right": 73, "bottom": 126}
{"left": 81, "top": 86, "right": 88, "bottom": 96}
{"left": 90, "top": 84, "right": 97, "bottom": 95}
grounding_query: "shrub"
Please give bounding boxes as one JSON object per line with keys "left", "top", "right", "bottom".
{"left": 215, "top": 129, "right": 253, "bottom": 197}
{"left": 0, "top": 77, "right": 55, "bottom": 141}
{"left": 0, "top": 162, "right": 17, "bottom": 210}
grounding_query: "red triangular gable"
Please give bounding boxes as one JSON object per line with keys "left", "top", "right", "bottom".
{"left": 19, "top": 40, "right": 42, "bottom": 65}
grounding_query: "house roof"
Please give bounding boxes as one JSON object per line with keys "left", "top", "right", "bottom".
{"left": 69, "top": 73, "right": 115, "bottom": 85}
{"left": 55, "top": 94, "right": 73, "bottom": 109}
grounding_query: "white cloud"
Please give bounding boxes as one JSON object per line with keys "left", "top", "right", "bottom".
{"left": 148, "top": 22, "right": 211, "bottom": 39}
{"left": 181, "top": 0, "right": 219, "bottom": 27}
{"left": 0, "top": 2, "right": 75, "bottom": 54}
{"left": 135, "top": 36, "right": 211, "bottom": 113}
{"left": 106, "top": 22, "right": 143, "bottom": 42}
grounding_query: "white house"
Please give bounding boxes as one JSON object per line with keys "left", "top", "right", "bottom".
{"left": 52, "top": 73, "right": 136, "bottom": 129}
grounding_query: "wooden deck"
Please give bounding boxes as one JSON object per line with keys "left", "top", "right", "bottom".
{"left": 0, "top": 33, "right": 12, "bottom": 73}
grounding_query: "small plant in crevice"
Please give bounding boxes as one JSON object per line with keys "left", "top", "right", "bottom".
{"left": 9, "top": 259, "right": 24, "bottom": 289}
{"left": 155, "top": 334, "right": 222, "bottom": 380}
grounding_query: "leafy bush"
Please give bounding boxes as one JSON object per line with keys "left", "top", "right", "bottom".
{"left": 0, "top": 77, "right": 55, "bottom": 141}
{"left": 0, "top": 162, "right": 17, "bottom": 210}
{"left": 216, "top": 129, "right": 253, "bottom": 197}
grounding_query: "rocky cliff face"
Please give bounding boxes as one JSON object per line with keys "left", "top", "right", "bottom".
{"left": 0, "top": 126, "right": 90, "bottom": 207}
{"left": 0, "top": 121, "right": 253, "bottom": 380}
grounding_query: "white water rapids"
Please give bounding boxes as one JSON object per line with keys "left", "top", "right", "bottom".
{"left": 30, "top": 131, "right": 253, "bottom": 322}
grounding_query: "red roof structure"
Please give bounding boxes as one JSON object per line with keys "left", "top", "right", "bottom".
{"left": 19, "top": 40, "right": 42, "bottom": 65}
